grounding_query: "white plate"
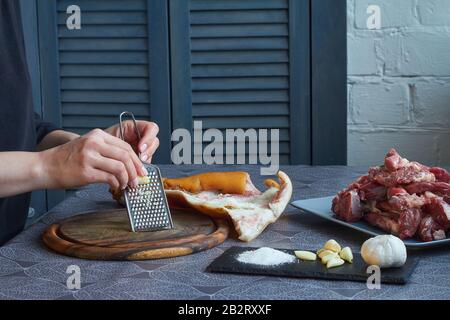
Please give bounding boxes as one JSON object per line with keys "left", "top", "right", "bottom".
{"left": 291, "top": 196, "right": 450, "bottom": 249}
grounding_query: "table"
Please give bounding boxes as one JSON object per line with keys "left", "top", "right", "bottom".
{"left": 1, "top": 165, "right": 449, "bottom": 300}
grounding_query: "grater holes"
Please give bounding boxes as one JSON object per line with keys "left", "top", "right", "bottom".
{"left": 125, "top": 168, "right": 171, "bottom": 231}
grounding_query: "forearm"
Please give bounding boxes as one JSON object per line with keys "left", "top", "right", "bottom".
{"left": 0, "top": 128, "right": 151, "bottom": 198}
{"left": 0, "top": 152, "right": 47, "bottom": 197}
{"left": 36, "top": 130, "right": 80, "bottom": 151}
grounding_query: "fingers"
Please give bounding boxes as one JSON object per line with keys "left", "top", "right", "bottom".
{"left": 103, "top": 121, "right": 160, "bottom": 164}
{"left": 141, "top": 137, "right": 159, "bottom": 163}
{"left": 89, "top": 168, "right": 121, "bottom": 190}
{"left": 101, "top": 132, "right": 147, "bottom": 177}
{"left": 76, "top": 129, "right": 151, "bottom": 190}
{"left": 96, "top": 145, "right": 140, "bottom": 189}
{"left": 136, "top": 122, "right": 159, "bottom": 162}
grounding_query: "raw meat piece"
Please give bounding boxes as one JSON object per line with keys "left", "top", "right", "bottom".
{"left": 370, "top": 163, "right": 435, "bottom": 187}
{"left": 430, "top": 167, "right": 450, "bottom": 183}
{"left": 405, "top": 182, "right": 450, "bottom": 196}
{"left": 332, "top": 189, "right": 363, "bottom": 222}
{"left": 423, "top": 191, "right": 438, "bottom": 199}
{"left": 347, "top": 175, "right": 371, "bottom": 191}
{"left": 377, "top": 194, "right": 426, "bottom": 213}
{"left": 445, "top": 196, "right": 450, "bottom": 204}
{"left": 387, "top": 187, "right": 408, "bottom": 198}
{"left": 364, "top": 208, "right": 422, "bottom": 239}
{"left": 418, "top": 215, "right": 446, "bottom": 242}
{"left": 397, "top": 208, "right": 423, "bottom": 239}
{"left": 384, "top": 148, "right": 409, "bottom": 172}
{"left": 332, "top": 175, "right": 371, "bottom": 222}
{"left": 358, "top": 182, "right": 387, "bottom": 201}
{"left": 423, "top": 197, "right": 450, "bottom": 228}
{"left": 364, "top": 212, "right": 400, "bottom": 236}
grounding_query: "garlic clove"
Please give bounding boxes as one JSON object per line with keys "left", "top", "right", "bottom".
{"left": 339, "top": 247, "right": 353, "bottom": 263}
{"left": 318, "top": 249, "right": 335, "bottom": 259}
{"left": 321, "top": 253, "right": 338, "bottom": 265}
{"left": 326, "top": 257, "right": 345, "bottom": 269}
{"left": 138, "top": 176, "right": 150, "bottom": 185}
{"left": 294, "top": 251, "right": 317, "bottom": 261}
{"left": 324, "top": 239, "right": 342, "bottom": 253}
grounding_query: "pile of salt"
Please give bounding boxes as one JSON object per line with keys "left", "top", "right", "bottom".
{"left": 237, "top": 247, "right": 296, "bottom": 266}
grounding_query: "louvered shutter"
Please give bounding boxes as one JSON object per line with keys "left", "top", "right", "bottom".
{"left": 50, "top": 0, "right": 309, "bottom": 165}
{"left": 171, "top": 0, "right": 310, "bottom": 165}
{"left": 57, "top": 0, "right": 149, "bottom": 134}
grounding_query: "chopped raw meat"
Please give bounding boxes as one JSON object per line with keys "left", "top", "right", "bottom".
{"left": 331, "top": 148, "right": 450, "bottom": 242}
{"left": 364, "top": 208, "right": 422, "bottom": 239}
{"left": 384, "top": 148, "right": 409, "bottom": 172}
{"left": 387, "top": 187, "right": 408, "bottom": 198}
{"left": 346, "top": 175, "right": 371, "bottom": 191}
{"left": 405, "top": 182, "right": 450, "bottom": 196}
{"left": 430, "top": 167, "right": 450, "bottom": 183}
{"left": 364, "top": 212, "right": 400, "bottom": 236}
{"left": 370, "top": 164, "right": 435, "bottom": 187}
{"left": 423, "top": 191, "right": 438, "bottom": 200}
{"left": 418, "top": 215, "right": 446, "bottom": 242}
{"left": 423, "top": 197, "right": 450, "bottom": 228}
{"left": 332, "top": 189, "right": 363, "bottom": 222}
{"left": 384, "top": 194, "right": 425, "bottom": 212}
{"left": 397, "top": 208, "right": 423, "bottom": 239}
{"left": 358, "top": 182, "right": 387, "bottom": 201}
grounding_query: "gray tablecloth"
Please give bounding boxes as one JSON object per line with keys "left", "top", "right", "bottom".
{"left": 1, "top": 165, "right": 450, "bottom": 300}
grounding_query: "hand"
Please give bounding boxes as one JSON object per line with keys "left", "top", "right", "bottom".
{"left": 40, "top": 129, "right": 148, "bottom": 190}
{"left": 105, "top": 120, "right": 159, "bottom": 163}
{"left": 36, "top": 130, "right": 80, "bottom": 151}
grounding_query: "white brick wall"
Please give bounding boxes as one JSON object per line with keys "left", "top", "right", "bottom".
{"left": 347, "top": 0, "right": 450, "bottom": 166}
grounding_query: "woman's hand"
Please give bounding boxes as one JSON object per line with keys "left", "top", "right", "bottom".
{"left": 0, "top": 123, "right": 159, "bottom": 197}
{"left": 39, "top": 129, "right": 148, "bottom": 190}
{"left": 104, "top": 121, "right": 159, "bottom": 163}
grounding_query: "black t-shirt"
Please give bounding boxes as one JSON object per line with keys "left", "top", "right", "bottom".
{"left": 0, "top": 0, "right": 59, "bottom": 245}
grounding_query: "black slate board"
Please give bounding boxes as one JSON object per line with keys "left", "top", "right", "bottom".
{"left": 206, "top": 247, "right": 418, "bottom": 285}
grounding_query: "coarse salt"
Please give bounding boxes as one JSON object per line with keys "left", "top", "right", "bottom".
{"left": 236, "top": 247, "right": 296, "bottom": 266}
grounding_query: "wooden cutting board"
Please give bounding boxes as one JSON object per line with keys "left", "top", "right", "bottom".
{"left": 42, "top": 209, "right": 229, "bottom": 261}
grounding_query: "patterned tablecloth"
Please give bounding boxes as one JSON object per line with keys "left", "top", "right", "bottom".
{"left": 1, "top": 165, "right": 450, "bottom": 300}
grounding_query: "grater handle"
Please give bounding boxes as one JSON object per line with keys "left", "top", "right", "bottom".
{"left": 119, "top": 111, "right": 142, "bottom": 143}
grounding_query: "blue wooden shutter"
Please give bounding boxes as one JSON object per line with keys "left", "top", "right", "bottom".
{"left": 57, "top": 0, "right": 149, "bottom": 133}
{"left": 55, "top": 0, "right": 171, "bottom": 162}
{"left": 171, "top": 0, "right": 311, "bottom": 164}
{"left": 40, "top": 0, "right": 310, "bottom": 167}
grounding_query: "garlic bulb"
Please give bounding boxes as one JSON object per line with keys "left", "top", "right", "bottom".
{"left": 361, "top": 235, "right": 407, "bottom": 268}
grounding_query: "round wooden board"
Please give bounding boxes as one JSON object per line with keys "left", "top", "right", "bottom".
{"left": 42, "top": 209, "right": 229, "bottom": 261}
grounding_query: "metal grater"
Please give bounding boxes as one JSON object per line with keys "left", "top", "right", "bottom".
{"left": 119, "top": 111, "right": 173, "bottom": 232}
